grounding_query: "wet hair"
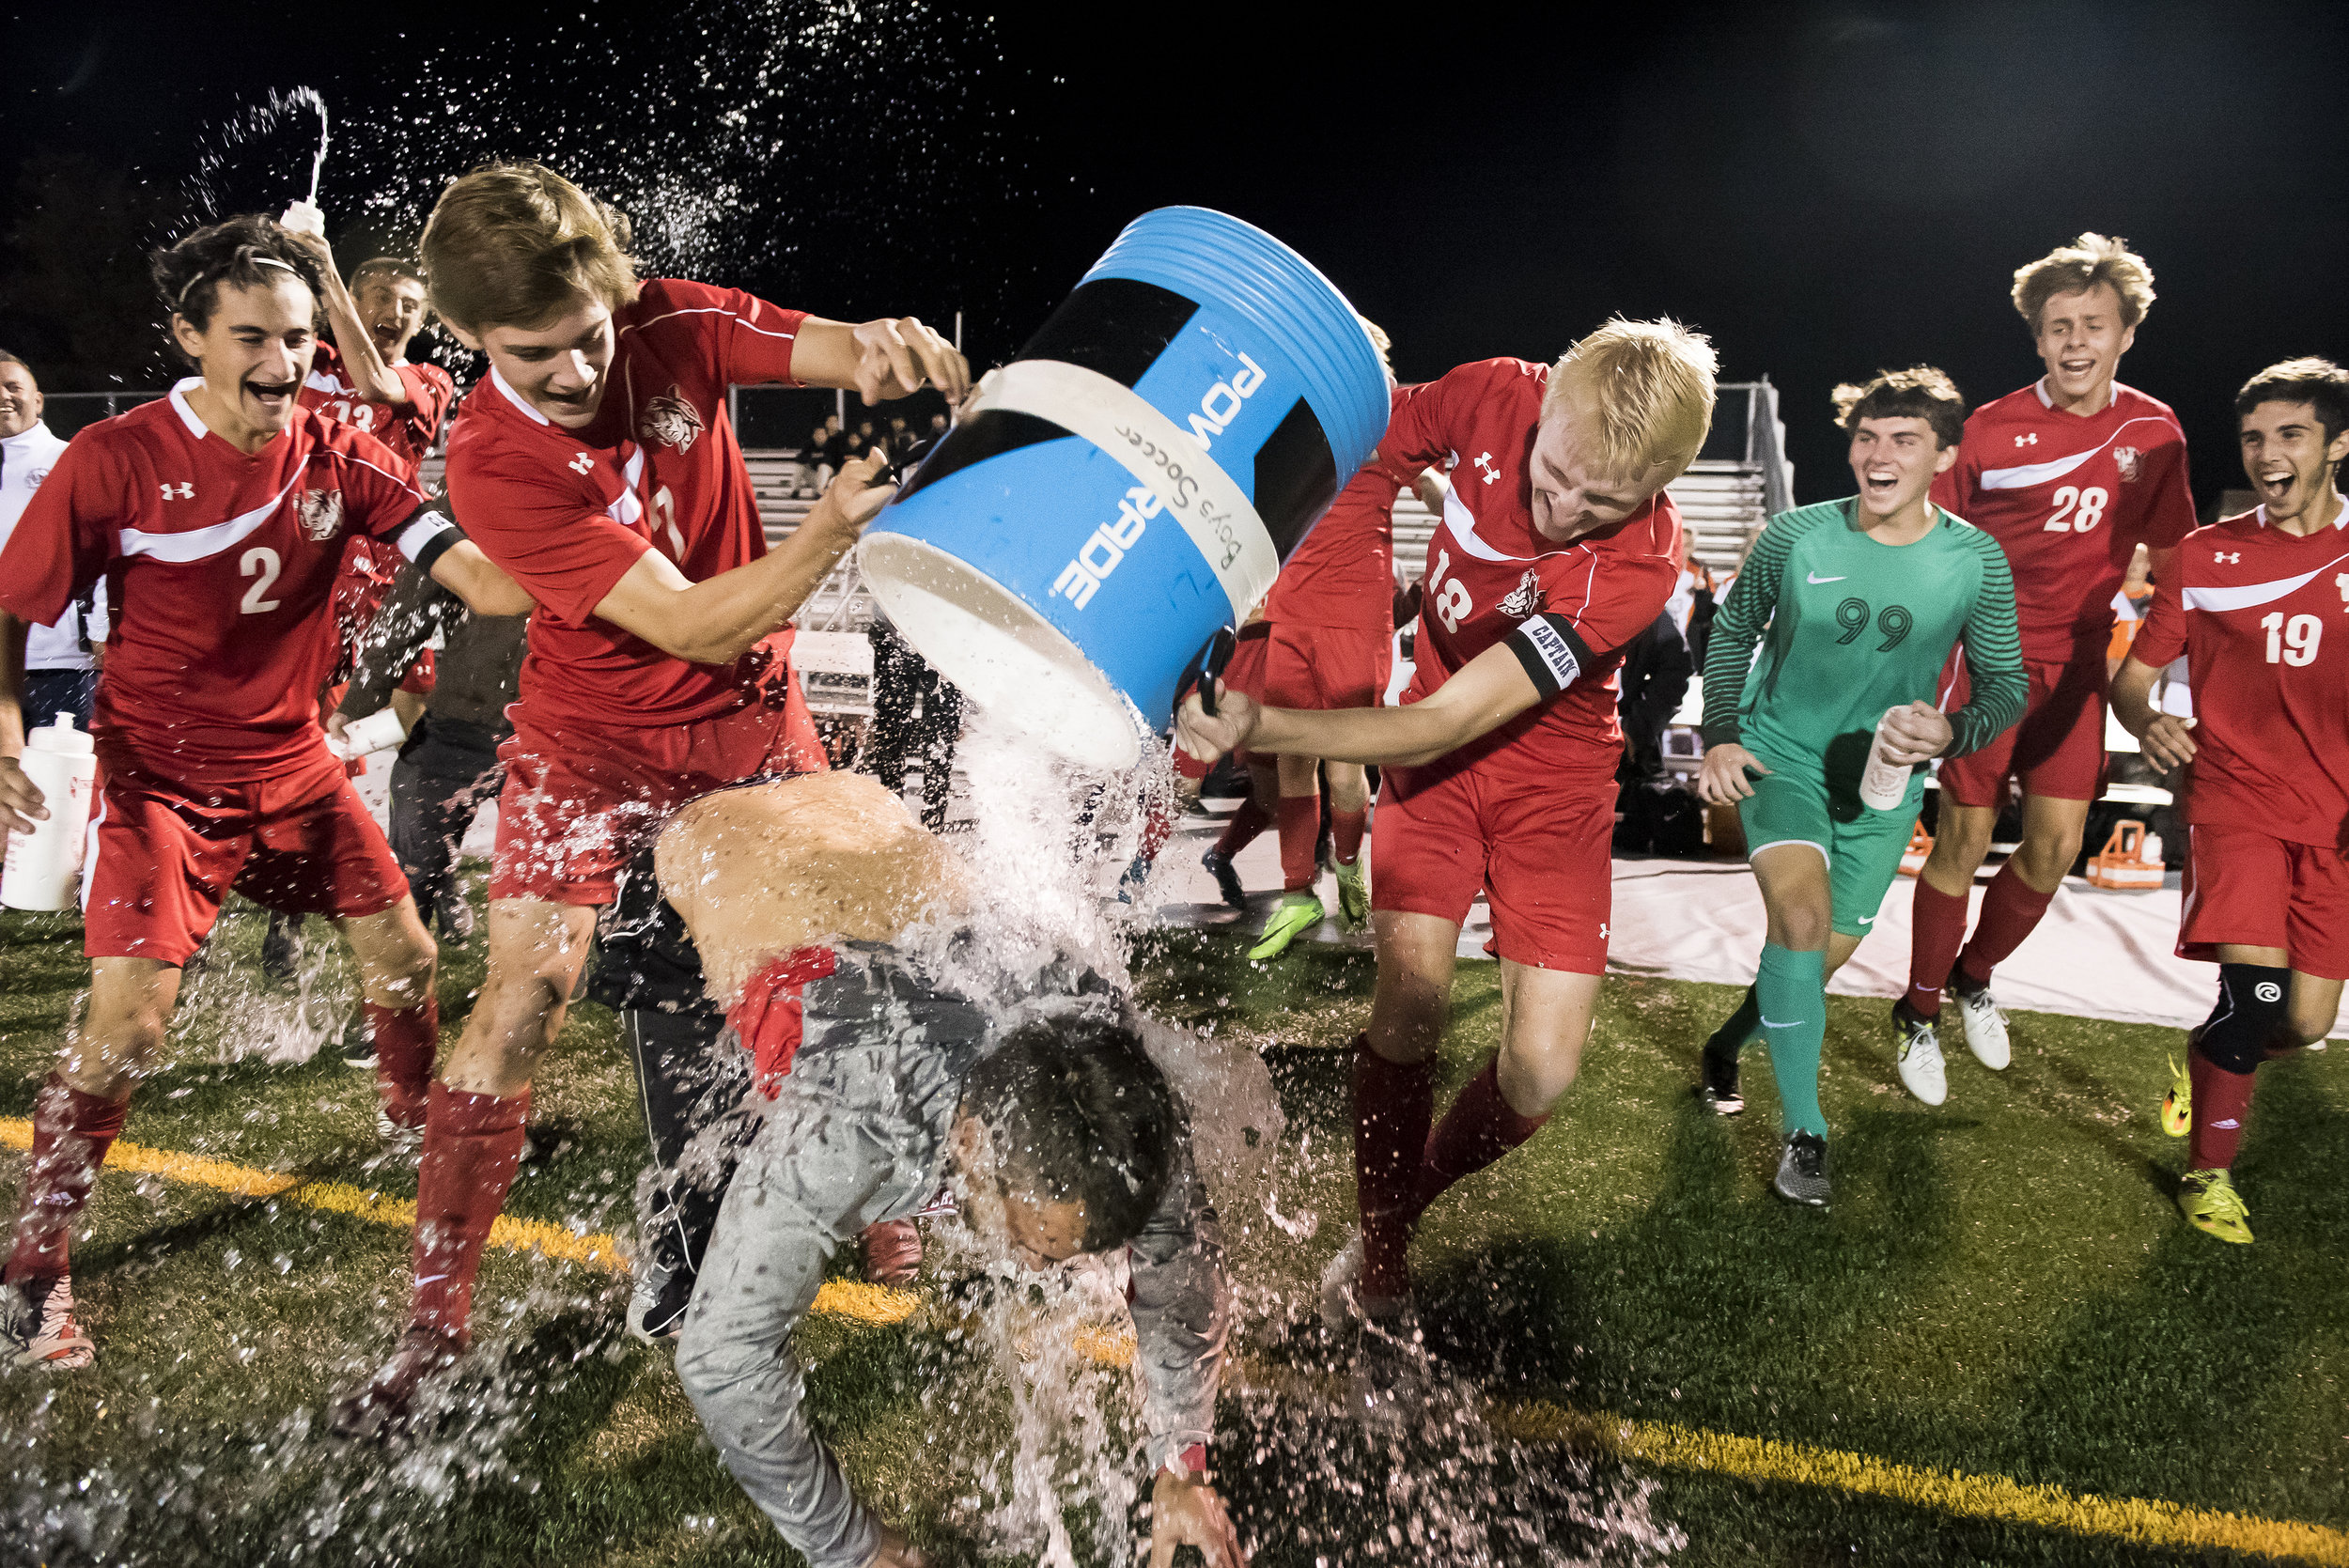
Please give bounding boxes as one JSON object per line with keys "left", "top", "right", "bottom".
{"left": 1832, "top": 365, "right": 1966, "bottom": 449}
{"left": 1545, "top": 317, "right": 1719, "bottom": 477}
{"left": 150, "top": 215, "right": 324, "bottom": 359}
{"left": 350, "top": 256, "right": 428, "bottom": 296}
{"left": 2235, "top": 356, "right": 2349, "bottom": 445}
{"left": 962, "top": 1013, "right": 1178, "bottom": 1254}
{"left": 420, "top": 161, "right": 639, "bottom": 332}
{"left": 2012, "top": 232, "right": 2155, "bottom": 333}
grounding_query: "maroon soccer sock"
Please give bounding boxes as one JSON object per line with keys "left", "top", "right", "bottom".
{"left": 1954, "top": 864, "right": 2055, "bottom": 991}
{"left": 1277, "top": 797, "right": 1320, "bottom": 893}
{"left": 1213, "top": 797, "right": 1271, "bottom": 860}
{"left": 1351, "top": 1035, "right": 1435, "bottom": 1303}
{"left": 1330, "top": 807, "right": 1368, "bottom": 869}
{"left": 2186, "top": 1048, "right": 2256, "bottom": 1172}
{"left": 1412, "top": 1056, "right": 1550, "bottom": 1217}
{"left": 368, "top": 999, "right": 441, "bottom": 1130}
{"left": 1904, "top": 877, "right": 1971, "bottom": 1019}
{"left": 411, "top": 1082, "right": 531, "bottom": 1344}
{"left": 6, "top": 1074, "right": 130, "bottom": 1283}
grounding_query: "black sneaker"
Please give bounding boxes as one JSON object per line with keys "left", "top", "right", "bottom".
{"left": 1697, "top": 1037, "right": 1744, "bottom": 1115}
{"left": 1774, "top": 1131, "right": 1831, "bottom": 1206}
{"left": 260, "top": 912, "right": 303, "bottom": 987}
{"left": 1201, "top": 847, "right": 1247, "bottom": 910}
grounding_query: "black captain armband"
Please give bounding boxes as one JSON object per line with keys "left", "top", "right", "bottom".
{"left": 1507, "top": 612, "right": 1598, "bottom": 700}
{"left": 394, "top": 509, "right": 465, "bottom": 574}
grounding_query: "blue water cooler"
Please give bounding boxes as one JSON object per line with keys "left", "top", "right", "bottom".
{"left": 857, "top": 206, "right": 1391, "bottom": 769}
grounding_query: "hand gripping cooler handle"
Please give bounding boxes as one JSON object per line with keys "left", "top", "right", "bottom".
{"left": 1187, "top": 625, "right": 1237, "bottom": 718}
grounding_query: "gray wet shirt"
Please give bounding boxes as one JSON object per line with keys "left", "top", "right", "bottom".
{"left": 673, "top": 939, "right": 1231, "bottom": 1568}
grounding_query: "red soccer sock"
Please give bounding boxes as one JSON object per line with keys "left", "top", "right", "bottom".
{"left": 6, "top": 1074, "right": 131, "bottom": 1283}
{"left": 1904, "top": 877, "right": 1971, "bottom": 1019}
{"left": 1276, "top": 797, "right": 1320, "bottom": 893}
{"left": 1954, "top": 863, "right": 2055, "bottom": 991}
{"left": 1412, "top": 1057, "right": 1550, "bottom": 1218}
{"left": 1137, "top": 797, "right": 1176, "bottom": 863}
{"left": 1331, "top": 806, "right": 1368, "bottom": 868}
{"left": 2186, "top": 1048, "right": 2256, "bottom": 1172}
{"left": 1213, "top": 797, "right": 1271, "bottom": 860}
{"left": 1351, "top": 1035, "right": 1435, "bottom": 1303}
{"left": 367, "top": 999, "right": 441, "bottom": 1130}
{"left": 411, "top": 1082, "right": 532, "bottom": 1345}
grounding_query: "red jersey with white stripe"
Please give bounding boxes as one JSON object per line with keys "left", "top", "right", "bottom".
{"left": 1263, "top": 385, "right": 1408, "bottom": 632}
{"left": 1931, "top": 379, "right": 2196, "bottom": 661}
{"left": 2132, "top": 503, "right": 2349, "bottom": 848}
{"left": 1374, "top": 358, "right": 1683, "bottom": 780}
{"left": 0, "top": 382, "right": 445, "bottom": 782}
{"left": 444, "top": 278, "right": 807, "bottom": 731}
{"left": 297, "top": 340, "right": 456, "bottom": 478}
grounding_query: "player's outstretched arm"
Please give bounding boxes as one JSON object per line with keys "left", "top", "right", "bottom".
{"left": 285, "top": 230, "right": 412, "bottom": 407}
{"left": 426, "top": 537, "right": 538, "bottom": 619}
{"left": 2111, "top": 653, "right": 2196, "bottom": 771}
{"left": 593, "top": 454, "right": 894, "bottom": 666}
{"left": 786, "top": 317, "right": 971, "bottom": 408}
{"left": 1177, "top": 638, "right": 1543, "bottom": 769}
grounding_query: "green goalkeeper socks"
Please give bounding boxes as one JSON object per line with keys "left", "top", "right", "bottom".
{"left": 1756, "top": 943, "right": 1828, "bottom": 1138}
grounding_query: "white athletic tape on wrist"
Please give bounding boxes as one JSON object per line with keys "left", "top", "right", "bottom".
{"left": 960, "top": 359, "right": 1279, "bottom": 623}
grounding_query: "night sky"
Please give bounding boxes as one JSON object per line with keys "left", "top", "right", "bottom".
{"left": 3, "top": 0, "right": 2342, "bottom": 508}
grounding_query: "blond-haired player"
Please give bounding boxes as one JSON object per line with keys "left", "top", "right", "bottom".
{"left": 1900, "top": 236, "right": 2196, "bottom": 1080}
{"left": 1181, "top": 320, "right": 1712, "bottom": 1334}
{"left": 333, "top": 162, "right": 968, "bottom": 1429}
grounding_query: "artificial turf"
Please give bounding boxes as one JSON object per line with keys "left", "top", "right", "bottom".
{"left": 0, "top": 889, "right": 2341, "bottom": 1566}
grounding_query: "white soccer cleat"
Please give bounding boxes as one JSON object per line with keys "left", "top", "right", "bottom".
{"left": 1954, "top": 983, "right": 2011, "bottom": 1070}
{"left": 1896, "top": 1025, "right": 1949, "bottom": 1106}
{"left": 3, "top": 1274, "right": 94, "bottom": 1371}
{"left": 1318, "top": 1229, "right": 1365, "bottom": 1329}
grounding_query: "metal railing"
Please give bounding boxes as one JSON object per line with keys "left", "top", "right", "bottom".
{"left": 1714, "top": 379, "right": 1796, "bottom": 516}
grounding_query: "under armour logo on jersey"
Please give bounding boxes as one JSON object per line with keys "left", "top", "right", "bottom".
{"left": 2216, "top": 551, "right": 2240, "bottom": 564}
{"left": 2335, "top": 571, "right": 2349, "bottom": 608}
{"left": 568, "top": 452, "right": 595, "bottom": 475}
{"left": 1598, "top": 923, "right": 1609, "bottom": 940}
{"left": 160, "top": 481, "right": 194, "bottom": 501}
{"left": 1474, "top": 451, "right": 1500, "bottom": 486}
{"left": 2014, "top": 432, "right": 2037, "bottom": 448}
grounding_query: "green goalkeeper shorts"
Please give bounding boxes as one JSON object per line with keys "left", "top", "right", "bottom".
{"left": 1735, "top": 747, "right": 1923, "bottom": 939}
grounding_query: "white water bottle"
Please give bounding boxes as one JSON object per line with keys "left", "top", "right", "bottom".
{"left": 3, "top": 713, "right": 98, "bottom": 911}
{"left": 331, "top": 706, "right": 411, "bottom": 760}
{"left": 1859, "top": 706, "right": 1915, "bottom": 813}
{"left": 280, "top": 199, "right": 326, "bottom": 238}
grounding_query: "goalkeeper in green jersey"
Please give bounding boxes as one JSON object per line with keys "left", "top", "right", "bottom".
{"left": 1694, "top": 368, "right": 2026, "bottom": 1204}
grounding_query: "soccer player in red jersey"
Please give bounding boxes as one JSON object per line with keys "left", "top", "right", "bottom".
{"left": 2113, "top": 358, "right": 2349, "bottom": 1246}
{"left": 1898, "top": 235, "right": 2197, "bottom": 1086}
{"left": 332, "top": 163, "right": 967, "bottom": 1429}
{"left": 1182, "top": 319, "right": 1715, "bottom": 1327}
{"left": 0, "top": 215, "right": 530, "bottom": 1370}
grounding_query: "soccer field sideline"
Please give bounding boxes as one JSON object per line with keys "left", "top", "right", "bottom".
{"left": 12, "top": 1116, "right": 2341, "bottom": 1568}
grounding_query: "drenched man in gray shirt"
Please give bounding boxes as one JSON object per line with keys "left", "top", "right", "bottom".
{"left": 650, "top": 773, "right": 1248, "bottom": 1568}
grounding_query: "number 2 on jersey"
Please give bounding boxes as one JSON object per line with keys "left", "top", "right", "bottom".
{"left": 240, "top": 547, "right": 282, "bottom": 613}
{"left": 2042, "top": 485, "right": 2108, "bottom": 533}
{"left": 2262, "top": 611, "right": 2321, "bottom": 666}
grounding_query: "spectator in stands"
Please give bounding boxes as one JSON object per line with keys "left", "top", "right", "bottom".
{"left": 928, "top": 411, "right": 948, "bottom": 442}
{"left": 804, "top": 422, "right": 835, "bottom": 498}
{"left": 863, "top": 434, "right": 964, "bottom": 831}
{"left": 884, "top": 413, "right": 915, "bottom": 466}
{"left": 0, "top": 354, "right": 103, "bottom": 728}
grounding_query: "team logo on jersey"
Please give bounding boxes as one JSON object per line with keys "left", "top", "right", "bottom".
{"left": 297, "top": 488, "right": 344, "bottom": 542}
{"left": 24, "top": 467, "right": 48, "bottom": 490}
{"left": 1499, "top": 567, "right": 1546, "bottom": 618}
{"left": 640, "top": 387, "right": 704, "bottom": 454}
{"left": 2113, "top": 446, "right": 2141, "bottom": 483}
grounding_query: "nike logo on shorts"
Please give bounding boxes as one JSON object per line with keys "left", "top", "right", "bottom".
{"left": 1807, "top": 572, "right": 1847, "bottom": 583}
{"left": 1857, "top": 914, "right": 1875, "bottom": 924}
{"left": 1761, "top": 1016, "right": 1806, "bottom": 1029}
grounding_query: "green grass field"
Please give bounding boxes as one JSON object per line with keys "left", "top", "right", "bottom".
{"left": 1, "top": 889, "right": 2342, "bottom": 1567}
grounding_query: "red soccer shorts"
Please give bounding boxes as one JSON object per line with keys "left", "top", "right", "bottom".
{"left": 82, "top": 745, "right": 409, "bottom": 965}
{"left": 2178, "top": 823, "right": 2349, "bottom": 979}
{"left": 490, "top": 691, "right": 826, "bottom": 908}
{"left": 1937, "top": 653, "right": 2108, "bottom": 806}
{"left": 1261, "top": 622, "right": 1391, "bottom": 713}
{"left": 1371, "top": 756, "right": 1615, "bottom": 972}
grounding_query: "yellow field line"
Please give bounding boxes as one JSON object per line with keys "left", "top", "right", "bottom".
{"left": 6, "top": 1119, "right": 2341, "bottom": 1561}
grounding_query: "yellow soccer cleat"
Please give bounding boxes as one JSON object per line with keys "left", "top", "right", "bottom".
{"left": 2177, "top": 1168, "right": 2253, "bottom": 1245}
{"left": 2161, "top": 1054, "right": 2192, "bottom": 1139}
{"left": 1330, "top": 854, "right": 1370, "bottom": 930}
{"left": 1248, "top": 892, "right": 1325, "bottom": 962}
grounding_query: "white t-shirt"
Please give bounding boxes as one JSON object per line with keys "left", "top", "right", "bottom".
{"left": 0, "top": 420, "right": 104, "bottom": 670}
